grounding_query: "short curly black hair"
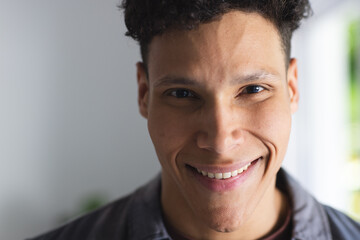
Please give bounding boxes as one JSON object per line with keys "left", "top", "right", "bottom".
{"left": 120, "top": 0, "right": 312, "bottom": 68}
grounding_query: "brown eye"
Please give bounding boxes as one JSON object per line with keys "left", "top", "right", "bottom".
{"left": 170, "top": 89, "right": 196, "bottom": 98}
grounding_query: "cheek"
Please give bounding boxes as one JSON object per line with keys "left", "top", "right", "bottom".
{"left": 147, "top": 105, "right": 194, "bottom": 163}
{"left": 250, "top": 97, "right": 292, "bottom": 154}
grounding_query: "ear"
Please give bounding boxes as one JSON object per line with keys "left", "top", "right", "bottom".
{"left": 287, "top": 58, "right": 299, "bottom": 114}
{"left": 136, "top": 62, "right": 149, "bottom": 119}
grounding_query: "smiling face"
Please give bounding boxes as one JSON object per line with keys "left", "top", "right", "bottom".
{"left": 136, "top": 11, "right": 299, "bottom": 240}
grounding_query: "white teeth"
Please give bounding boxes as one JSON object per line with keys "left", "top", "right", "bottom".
{"left": 196, "top": 162, "right": 253, "bottom": 180}
{"left": 238, "top": 162, "right": 251, "bottom": 173}
{"left": 215, "top": 173, "right": 223, "bottom": 179}
{"left": 223, "top": 172, "right": 231, "bottom": 179}
{"left": 207, "top": 172, "right": 215, "bottom": 178}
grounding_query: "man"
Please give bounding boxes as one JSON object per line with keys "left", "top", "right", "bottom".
{"left": 30, "top": 1, "right": 360, "bottom": 239}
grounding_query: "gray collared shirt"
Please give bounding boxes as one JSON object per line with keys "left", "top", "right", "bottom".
{"left": 29, "top": 168, "right": 360, "bottom": 240}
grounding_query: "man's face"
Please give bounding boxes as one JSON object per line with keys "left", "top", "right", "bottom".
{"left": 137, "top": 11, "right": 298, "bottom": 236}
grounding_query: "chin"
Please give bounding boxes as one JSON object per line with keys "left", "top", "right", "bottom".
{"left": 200, "top": 206, "right": 249, "bottom": 233}
{"left": 210, "top": 223, "right": 239, "bottom": 233}
{"left": 207, "top": 218, "right": 243, "bottom": 233}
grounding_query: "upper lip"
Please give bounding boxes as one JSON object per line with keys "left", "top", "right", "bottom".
{"left": 186, "top": 157, "right": 262, "bottom": 173}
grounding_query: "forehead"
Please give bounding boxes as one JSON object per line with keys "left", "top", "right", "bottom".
{"left": 147, "top": 11, "right": 286, "bottom": 84}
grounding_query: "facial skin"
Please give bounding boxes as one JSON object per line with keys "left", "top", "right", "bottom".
{"left": 136, "top": 11, "right": 299, "bottom": 240}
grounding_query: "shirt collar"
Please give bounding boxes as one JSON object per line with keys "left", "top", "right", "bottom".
{"left": 277, "top": 168, "right": 332, "bottom": 240}
{"left": 127, "top": 173, "right": 171, "bottom": 240}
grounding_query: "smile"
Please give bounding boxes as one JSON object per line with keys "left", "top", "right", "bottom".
{"left": 188, "top": 157, "right": 262, "bottom": 192}
{"left": 196, "top": 162, "right": 252, "bottom": 180}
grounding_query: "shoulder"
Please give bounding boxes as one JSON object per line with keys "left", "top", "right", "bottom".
{"left": 322, "top": 205, "right": 360, "bottom": 239}
{"left": 27, "top": 194, "right": 133, "bottom": 240}
{"left": 276, "top": 169, "right": 360, "bottom": 239}
{"left": 27, "top": 173, "right": 165, "bottom": 240}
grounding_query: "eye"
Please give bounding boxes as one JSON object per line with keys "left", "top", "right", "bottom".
{"left": 169, "top": 89, "right": 196, "bottom": 98}
{"left": 242, "top": 85, "right": 265, "bottom": 94}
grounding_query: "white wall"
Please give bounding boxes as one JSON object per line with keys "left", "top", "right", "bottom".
{"left": 1, "top": 0, "right": 359, "bottom": 239}
{"left": 284, "top": 0, "right": 360, "bottom": 213}
{"left": 0, "top": 1, "right": 160, "bottom": 239}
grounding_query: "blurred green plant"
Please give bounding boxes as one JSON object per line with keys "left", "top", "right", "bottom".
{"left": 352, "top": 190, "right": 360, "bottom": 221}
{"left": 348, "top": 18, "right": 360, "bottom": 220}
{"left": 57, "top": 193, "right": 108, "bottom": 224}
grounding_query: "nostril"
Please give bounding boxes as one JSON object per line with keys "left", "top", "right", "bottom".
{"left": 197, "top": 136, "right": 237, "bottom": 154}
{"left": 231, "top": 129, "right": 245, "bottom": 143}
{"left": 196, "top": 132, "right": 209, "bottom": 149}
{"left": 196, "top": 130, "right": 244, "bottom": 154}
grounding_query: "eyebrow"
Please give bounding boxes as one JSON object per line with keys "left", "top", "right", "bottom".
{"left": 231, "top": 71, "right": 279, "bottom": 85}
{"left": 153, "top": 70, "right": 279, "bottom": 87}
{"left": 154, "top": 77, "right": 201, "bottom": 87}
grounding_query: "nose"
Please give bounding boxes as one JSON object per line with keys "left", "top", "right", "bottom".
{"left": 196, "top": 103, "right": 244, "bottom": 154}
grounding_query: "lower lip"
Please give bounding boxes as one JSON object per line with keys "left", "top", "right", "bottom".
{"left": 189, "top": 159, "right": 260, "bottom": 192}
